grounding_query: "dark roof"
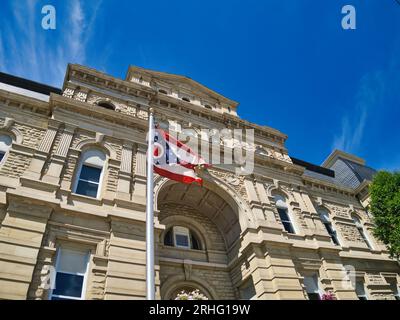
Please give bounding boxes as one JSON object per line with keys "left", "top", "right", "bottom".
{"left": 0, "top": 72, "right": 62, "bottom": 95}
{"left": 291, "top": 156, "right": 376, "bottom": 190}
{"left": 291, "top": 157, "right": 335, "bottom": 177}
{"left": 331, "top": 158, "right": 377, "bottom": 189}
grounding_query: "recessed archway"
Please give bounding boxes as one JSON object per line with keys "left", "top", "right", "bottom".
{"left": 156, "top": 176, "right": 245, "bottom": 300}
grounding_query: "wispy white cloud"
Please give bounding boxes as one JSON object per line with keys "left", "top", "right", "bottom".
{"left": 332, "top": 71, "right": 384, "bottom": 153}
{"left": 0, "top": 0, "right": 104, "bottom": 87}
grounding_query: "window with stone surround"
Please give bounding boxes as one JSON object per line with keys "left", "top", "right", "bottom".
{"left": 356, "top": 278, "right": 368, "bottom": 300}
{"left": 274, "top": 194, "right": 296, "bottom": 234}
{"left": 303, "top": 275, "right": 321, "bottom": 300}
{"left": 164, "top": 226, "right": 201, "bottom": 250}
{"left": 50, "top": 248, "right": 90, "bottom": 300}
{"left": 386, "top": 278, "right": 400, "bottom": 300}
{"left": 319, "top": 207, "right": 340, "bottom": 246}
{"left": 0, "top": 134, "right": 12, "bottom": 165}
{"left": 73, "top": 149, "right": 106, "bottom": 198}
{"left": 96, "top": 101, "right": 115, "bottom": 110}
{"left": 352, "top": 215, "right": 373, "bottom": 250}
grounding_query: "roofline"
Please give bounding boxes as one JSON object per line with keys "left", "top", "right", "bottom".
{"left": 291, "top": 157, "right": 335, "bottom": 178}
{"left": 322, "top": 149, "right": 366, "bottom": 168}
{"left": 0, "top": 71, "right": 62, "bottom": 96}
{"left": 126, "top": 65, "right": 239, "bottom": 108}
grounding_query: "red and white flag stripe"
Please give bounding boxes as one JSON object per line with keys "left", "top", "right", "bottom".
{"left": 152, "top": 125, "right": 210, "bottom": 185}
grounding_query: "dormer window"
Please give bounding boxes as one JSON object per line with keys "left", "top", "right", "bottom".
{"left": 97, "top": 101, "right": 115, "bottom": 111}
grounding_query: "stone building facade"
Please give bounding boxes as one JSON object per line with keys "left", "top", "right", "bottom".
{"left": 0, "top": 65, "right": 399, "bottom": 300}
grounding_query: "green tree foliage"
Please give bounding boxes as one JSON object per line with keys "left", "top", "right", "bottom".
{"left": 369, "top": 171, "right": 400, "bottom": 259}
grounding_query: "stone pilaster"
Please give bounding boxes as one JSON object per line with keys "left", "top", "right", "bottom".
{"left": 42, "top": 125, "right": 76, "bottom": 184}
{"left": 23, "top": 120, "right": 61, "bottom": 180}
{"left": 116, "top": 142, "right": 134, "bottom": 200}
{"left": 319, "top": 253, "right": 358, "bottom": 300}
{"left": 104, "top": 218, "right": 160, "bottom": 299}
{"left": 0, "top": 195, "right": 53, "bottom": 299}
{"left": 244, "top": 179, "right": 264, "bottom": 221}
{"left": 255, "top": 180, "right": 277, "bottom": 222}
{"left": 132, "top": 145, "right": 147, "bottom": 205}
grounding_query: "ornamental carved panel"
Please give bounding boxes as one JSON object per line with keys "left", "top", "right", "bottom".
{"left": 208, "top": 169, "right": 247, "bottom": 201}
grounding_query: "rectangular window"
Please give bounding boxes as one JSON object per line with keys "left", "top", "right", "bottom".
{"left": 50, "top": 248, "right": 89, "bottom": 300}
{"left": 278, "top": 208, "right": 295, "bottom": 234}
{"left": 304, "top": 275, "right": 320, "bottom": 300}
{"left": 0, "top": 151, "right": 4, "bottom": 163}
{"left": 173, "top": 226, "right": 190, "bottom": 249}
{"left": 386, "top": 278, "right": 400, "bottom": 300}
{"left": 76, "top": 165, "right": 102, "bottom": 198}
{"left": 356, "top": 279, "right": 368, "bottom": 300}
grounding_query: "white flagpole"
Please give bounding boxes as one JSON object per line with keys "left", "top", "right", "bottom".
{"left": 146, "top": 107, "right": 155, "bottom": 300}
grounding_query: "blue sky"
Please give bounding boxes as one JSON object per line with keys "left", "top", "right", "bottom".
{"left": 0, "top": 0, "right": 399, "bottom": 170}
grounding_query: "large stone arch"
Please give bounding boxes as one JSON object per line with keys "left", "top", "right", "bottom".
{"left": 161, "top": 274, "right": 219, "bottom": 300}
{"left": 154, "top": 171, "right": 254, "bottom": 234}
{"left": 155, "top": 171, "right": 249, "bottom": 300}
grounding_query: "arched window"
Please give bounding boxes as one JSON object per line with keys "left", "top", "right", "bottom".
{"left": 96, "top": 101, "right": 115, "bottom": 110}
{"left": 0, "top": 134, "right": 12, "bottom": 164}
{"left": 318, "top": 208, "right": 340, "bottom": 245}
{"left": 274, "top": 194, "right": 295, "bottom": 234}
{"left": 164, "top": 226, "right": 201, "bottom": 250}
{"left": 181, "top": 97, "right": 191, "bottom": 103}
{"left": 73, "top": 149, "right": 106, "bottom": 198}
{"left": 204, "top": 104, "right": 212, "bottom": 110}
{"left": 352, "top": 215, "right": 373, "bottom": 249}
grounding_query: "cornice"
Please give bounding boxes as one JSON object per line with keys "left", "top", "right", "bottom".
{"left": 0, "top": 88, "right": 50, "bottom": 116}
{"left": 65, "top": 64, "right": 288, "bottom": 144}
{"left": 50, "top": 93, "right": 148, "bottom": 131}
{"left": 302, "top": 174, "right": 356, "bottom": 197}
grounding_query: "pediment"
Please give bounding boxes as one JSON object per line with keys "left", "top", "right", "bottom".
{"left": 126, "top": 65, "right": 238, "bottom": 109}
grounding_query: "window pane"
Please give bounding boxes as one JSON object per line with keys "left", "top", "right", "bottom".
{"left": 164, "top": 229, "right": 173, "bottom": 246}
{"left": 0, "top": 152, "right": 4, "bottom": 162}
{"left": 191, "top": 233, "right": 200, "bottom": 250}
{"left": 359, "top": 230, "right": 372, "bottom": 249}
{"left": 175, "top": 234, "right": 189, "bottom": 247}
{"left": 307, "top": 293, "right": 320, "bottom": 300}
{"left": 53, "top": 273, "right": 84, "bottom": 298}
{"left": 324, "top": 223, "right": 340, "bottom": 245}
{"left": 282, "top": 221, "right": 294, "bottom": 234}
{"left": 80, "top": 165, "right": 101, "bottom": 183}
{"left": 51, "top": 296, "right": 75, "bottom": 300}
{"left": 58, "top": 249, "right": 88, "bottom": 274}
{"left": 0, "top": 135, "right": 12, "bottom": 149}
{"left": 76, "top": 180, "right": 99, "bottom": 198}
{"left": 356, "top": 280, "right": 366, "bottom": 297}
{"left": 278, "top": 208, "right": 290, "bottom": 222}
{"left": 304, "top": 276, "right": 319, "bottom": 294}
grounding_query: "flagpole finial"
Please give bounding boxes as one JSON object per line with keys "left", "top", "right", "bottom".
{"left": 149, "top": 107, "right": 154, "bottom": 114}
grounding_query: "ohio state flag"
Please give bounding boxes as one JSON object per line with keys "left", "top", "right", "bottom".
{"left": 152, "top": 125, "right": 210, "bottom": 185}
